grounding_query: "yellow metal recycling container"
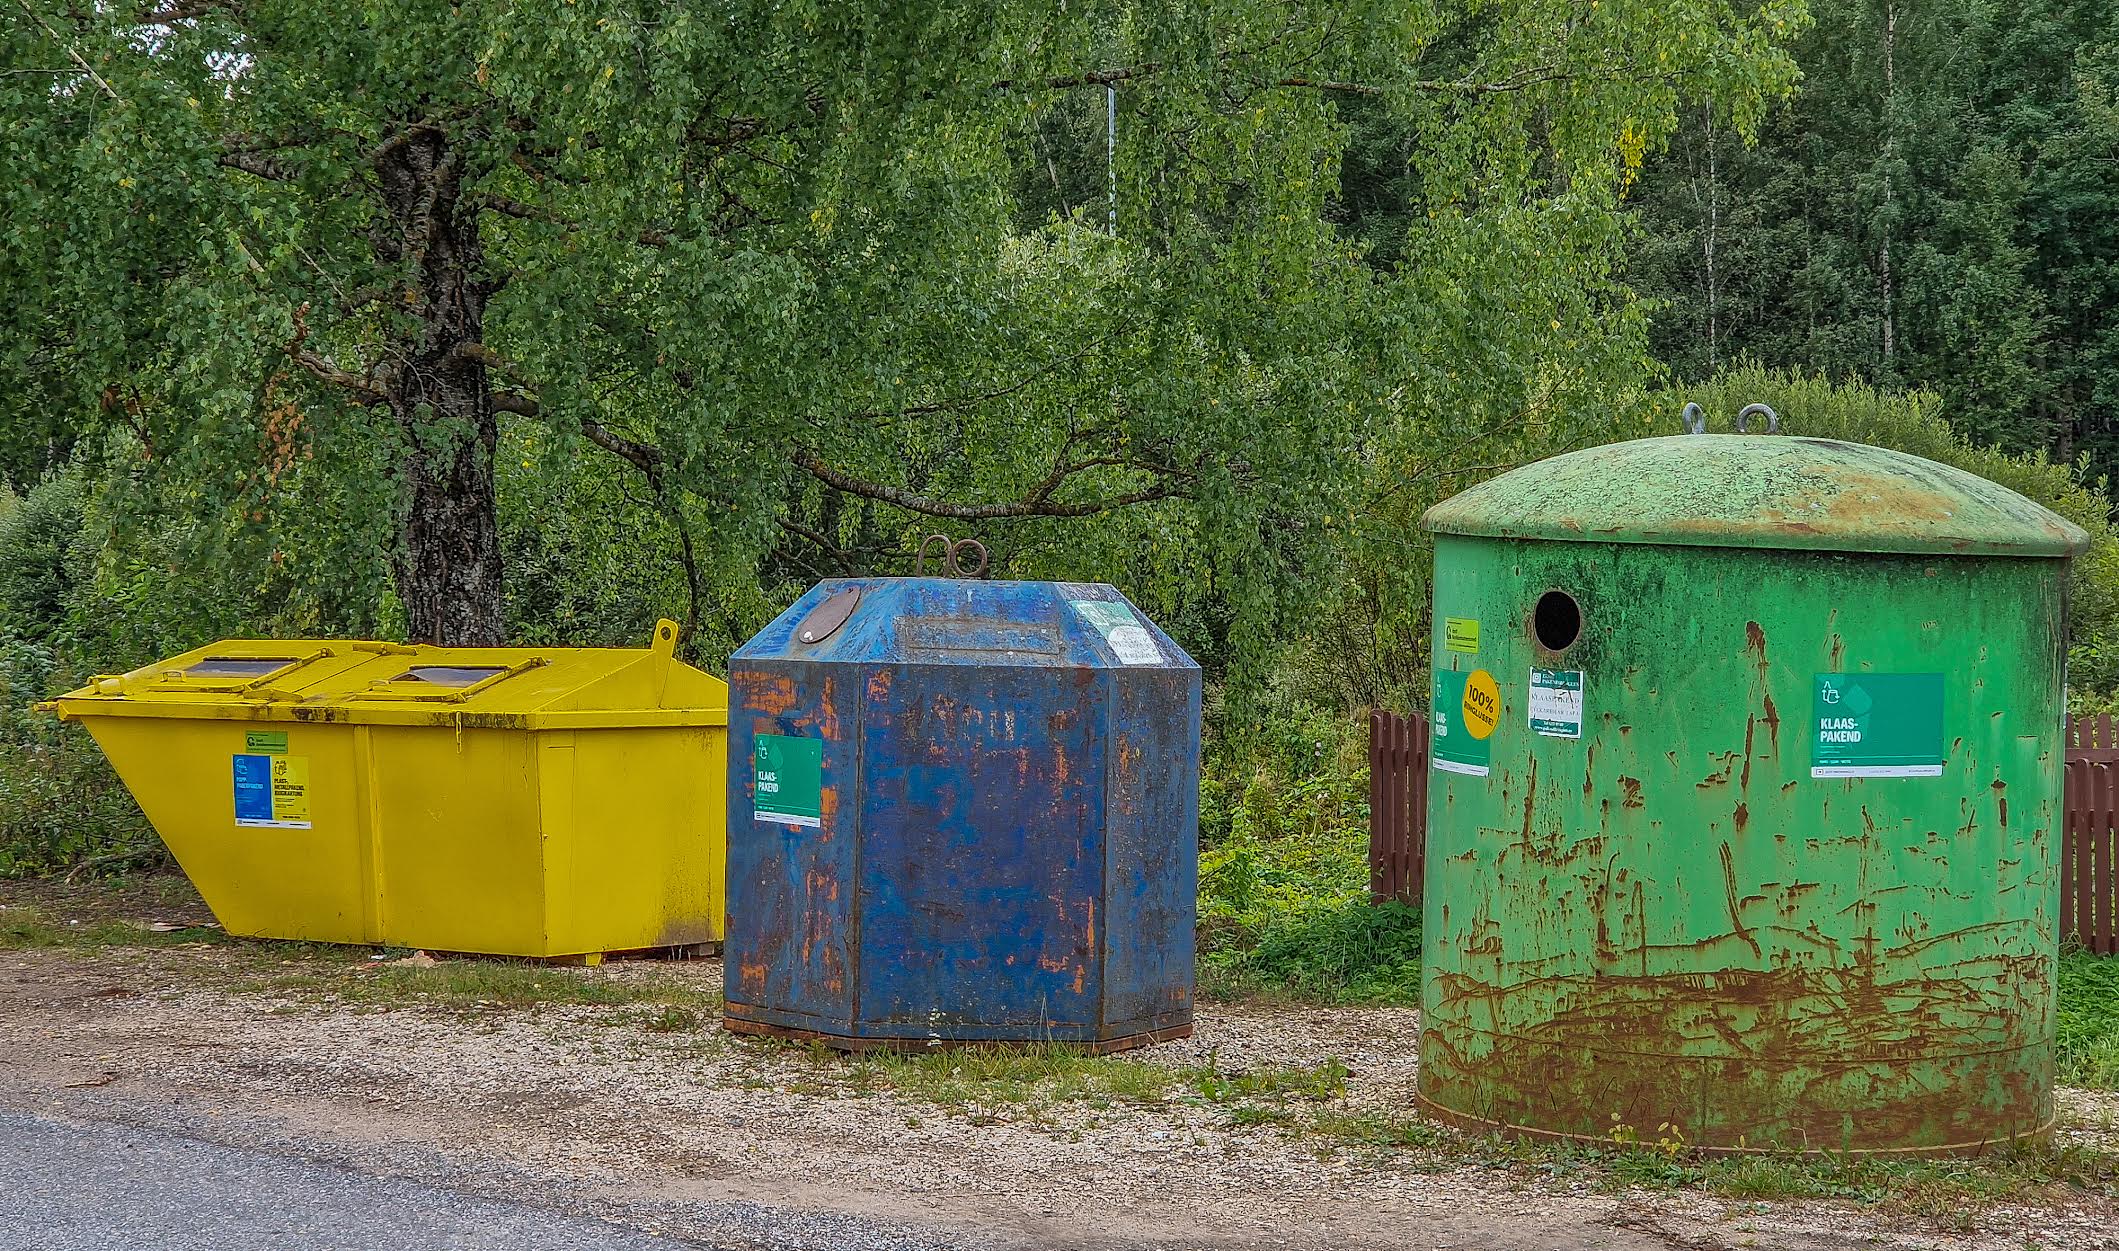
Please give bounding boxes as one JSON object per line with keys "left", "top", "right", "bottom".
{"left": 47, "top": 621, "right": 727, "bottom": 958}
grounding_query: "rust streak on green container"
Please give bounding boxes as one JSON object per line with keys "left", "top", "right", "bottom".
{"left": 1417, "top": 435, "right": 2087, "bottom": 1155}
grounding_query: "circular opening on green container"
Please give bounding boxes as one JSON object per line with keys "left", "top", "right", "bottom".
{"left": 1532, "top": 590, "right": 1582, "bottom": 653}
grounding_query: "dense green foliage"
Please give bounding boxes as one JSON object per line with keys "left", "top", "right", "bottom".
{"left": 0, "top": 486, "right": 156, "bottom": 877}
{"left": 3, "top": 0, "right": 1802, "bottom": 661}
{"left": 1632, "top": 0, "right": 2119, "bottom": 477}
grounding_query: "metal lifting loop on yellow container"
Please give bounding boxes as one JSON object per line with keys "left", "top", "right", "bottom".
{"left": 44, "top": 620, "right": 728, "bottom": 959}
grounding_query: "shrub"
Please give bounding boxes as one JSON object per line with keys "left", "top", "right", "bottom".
{"left": 1198, "top": 709, "right": 1422, "bottom": 1002}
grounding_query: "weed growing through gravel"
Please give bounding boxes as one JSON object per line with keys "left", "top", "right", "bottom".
{"left": 1308, "top": 1109, "right": 1448, "bottom": 1149}
{"left": 638, "top": 1004, "right": 708, "bottom": 1032}
{"left": 245, "top": 959, "right": 723, "bottom": 1014}
{"left": 848, "top": 1044, "right": 1178, "bottom": 1109}
{"left": 1664, "top": 1139, "right": 2119, "bottom": 1224}
{"left": 794, "top": 1045, "right": 1366, "bottom": 1124}
{"left": 1185, "top": 1057, "right": 1349, "bottom": 1104}
{"left": 0, "top": 902, "right": 221, "bottom": 949}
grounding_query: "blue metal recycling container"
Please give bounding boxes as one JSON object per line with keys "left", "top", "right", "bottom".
{"left": 724, "top": 576, "right": 1201, "bottom": 1052}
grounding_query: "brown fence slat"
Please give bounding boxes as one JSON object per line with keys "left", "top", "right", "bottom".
{"left": 1388, "top": 713, "right": 1405, "bottom": 904}
{"left": 1368, "top": 710, "right": 1386, "bottom": 904}
{"left": 2083, "top": 761, "right": 2100, "bottom": 953}
{"left": 1396, "top": 714, "right": 1413, "bottom": 903}
{"left": 1393, "top": 710, "right": 1410, "bottom": 905}
{"left": 1410, "top": 715, "right": 1430, "bottom": 904}
{"left": 2100, "top": 764, "right": 2117, "bottom": 954}
{"left": 1374, "top": 711, "right": 1392, "bottom": 905}
{"left": 1397, "top": 714, "right": 1414, "bottom": 903}
{"left": 2062, "top": 761, "right": 2080, "bottom": 948}
{"left": 2092, "top": 763, "right": 2104, "bottom": 953}
{"left": 1385, "top": 709, "right": 1403, "bottom": 905}
{"left": 2081, "top": 763, "right": 2100, "bottom": 952}
{"left": 2096, "top": 760, "right": 2109, "bottom": 953}
{"left": 1364, "top": 709, "right": 1429, "bottom": 908}
{"left": 2082, "top": 759, "right": 2096, "bottom": 952}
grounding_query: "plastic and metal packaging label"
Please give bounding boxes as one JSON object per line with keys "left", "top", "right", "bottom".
{"left": 1811, "top": 673, "right": 1945, "bottom": 778}
{"left": 233, "top": 752, "right": 311, "bottom": 829}
{"left": 1065, "top": 596, "right": 1164, "bottom": 665}
{"left": 1528, "top": 668, "right": 1584, "bottom": 738}
{"left": 754, "top": 734, "right": 824, "bottom": 827}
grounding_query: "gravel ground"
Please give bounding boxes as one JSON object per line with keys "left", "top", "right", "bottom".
{"left": 1, "top": 924, "right": 2116, "bottom": 1249}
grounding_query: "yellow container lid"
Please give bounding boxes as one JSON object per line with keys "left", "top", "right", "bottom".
{"left": 45, "top": 620, "right": 726, "bottom": 730}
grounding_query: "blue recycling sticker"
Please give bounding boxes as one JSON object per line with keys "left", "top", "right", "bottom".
{"left": 233, "top": 753, "right": 274, "bottom": 823}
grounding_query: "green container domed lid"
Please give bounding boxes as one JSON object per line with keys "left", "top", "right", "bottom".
{"left": 1422, "top": 435, "right": 2089, "bottom": 557}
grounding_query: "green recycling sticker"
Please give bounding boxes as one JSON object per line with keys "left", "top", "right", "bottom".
{"left": 754, "top": 734, "right": 823, "bottom": 827}
{"left": 1528, "top": 668, "right": 1583, "bottom": 738}
{"left": 1431, "top": 668, "right": 1492, "bottom": 778}
{"left": 1811, "top": 673, "right": 1945, "bottom": 779}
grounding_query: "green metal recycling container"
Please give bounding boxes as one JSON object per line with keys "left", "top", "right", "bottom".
{"left": 1416, "top": 429, "right": 2088, "bottom": 1154}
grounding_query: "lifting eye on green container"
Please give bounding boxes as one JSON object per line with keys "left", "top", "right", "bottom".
{"left": 1416, "top": 413, "right": 2087, "bottom": 1156}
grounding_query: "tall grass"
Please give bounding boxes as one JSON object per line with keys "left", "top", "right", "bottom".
{"left": 2059, "top": 949, "right": 2119, "bottom": 1089}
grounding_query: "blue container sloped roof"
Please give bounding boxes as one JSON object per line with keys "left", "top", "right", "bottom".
{"left": 732, "top": 578, "right": 1200, "bottom": 671}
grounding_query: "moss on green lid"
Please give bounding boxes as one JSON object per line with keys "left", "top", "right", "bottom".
{"left": 1421, "top": 435, "right": 2088, "bottom": 558}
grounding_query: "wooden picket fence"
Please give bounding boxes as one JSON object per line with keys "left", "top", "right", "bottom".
{"left": 1369, "top": 708, "right": 2119, "bottom": 953}
{"left": 2066, "top": 715, "right": 2119, "bottom": 954}
{"left": 1367, "top": 709, "right": 1429, "bottom": 906}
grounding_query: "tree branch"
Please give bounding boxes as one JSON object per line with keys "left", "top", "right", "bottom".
{"left": 469, "top": 191, "right": 672, "bottom": 247}
{"left": 472, "top": 192, "right": 554, "bottom": 223}
{"left": 217, "top": 150, "right": 298, "bottom": 180}
{"left": 579, "top": 417, "right": 662, "bottom": 475}
{"left": 1018, "top": 59, "right": 1630, "bottom": 99}
{"left": 284, "top": 301, "right": 388, "bottom": 405}
{"left": 847, "top": 333, "right": 1121, "bottom": 429}
{"left": 492, "top": 390, "right": 540, "bottom": 417}
{"left": 15, "top": 0, "right": 119, "bottom": 100}
{"left": 453, "top": 340, "right": 533, "bottom": 387}
{"left": 135, "top": 1, "right": 235, "bottom": 24}
{"left": 495, "top": 334, "right": 1176, "bottom": 523}
{"left": 788, "top": 450, "right": 1182, "bottom": 519}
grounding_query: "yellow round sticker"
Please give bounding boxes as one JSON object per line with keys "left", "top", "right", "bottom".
{"left": 1461, "top": 669, "right": 1500, "bottom": 740}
